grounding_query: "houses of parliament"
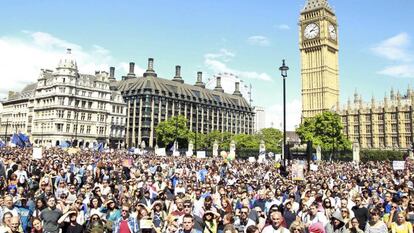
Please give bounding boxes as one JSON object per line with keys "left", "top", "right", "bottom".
{"left": 300, "top": 0, "right": 413, "bottom": 149}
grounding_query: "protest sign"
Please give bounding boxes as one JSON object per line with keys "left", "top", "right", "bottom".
{"left": 292, "top": 164, "right": 305, "bottom": 181}
{"left": 310, "top": 164, "right": 318, "bottom": 171}
{"left": 197, "top": 151, "right": 206, "bottom": 159}
{"left": 122, "top": 158, "right": 133, "bottom": 168}
{"left": 155, "top": 148, "right": 166, "bottom": 156}
{"left": 33, "top": 147, "right": 42, "bottom": 159}
{"left": 393, "top": 161, "right": 405, "bottom": 170}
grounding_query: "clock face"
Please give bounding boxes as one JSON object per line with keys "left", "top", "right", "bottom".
{"left": 304, "top": 23, "right": 319, "bottom": 39}
{"left": 329, "top": 24, "right": 337, "bottom": 40}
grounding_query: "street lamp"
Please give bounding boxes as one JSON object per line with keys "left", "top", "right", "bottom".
{"left": 279, "top": 59, "right": 289, "bottom": 167}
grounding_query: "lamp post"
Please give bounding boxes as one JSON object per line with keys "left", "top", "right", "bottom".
{"left": 4, "top": 119, "right": 9, "bottom": 143}
{"left": 279, "top": 59, "right": 289, "bottom": 167}
{"left": 41, "top": 123, "right": 45, "bottom": 147}
{"left": 174, "top": 115, "right": 178, "bottom": 152}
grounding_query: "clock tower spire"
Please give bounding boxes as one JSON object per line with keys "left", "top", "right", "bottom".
{"left": 300, "top": 0, "right": 339, "bottom": 119}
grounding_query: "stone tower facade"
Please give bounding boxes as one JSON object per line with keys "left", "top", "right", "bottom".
{"left": 300, "top": 0, "right": 340, "bottom": 119}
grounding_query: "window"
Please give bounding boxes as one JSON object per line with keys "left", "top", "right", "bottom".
{"left": 391, "top": 113, "right": 397, "bottom": 120}
{"left": 366, "top": 125, "right": 371, "bottom": 134}
{"left": 406, "top": 136, "right": 412, "bottom": 146}
{"left": 67, "top": 111, "right": 71, "bottom": 119}
{"left": 354, "top": 125, "right": 359, "bottom": 134}
{"left": 73, "top": 125, "right": 78, "bottom": 133}
{"left": 80, "top": 125, "right": 85, "bottom": 134}
{"left": 56, "top": 123, "right": 63, "bottom": 132}
{"left": 87, "top": 113, "right": 92, "bottom": 121}
{"left": 392, "top": 137, "right": 398, "bottom": 146}
{"left": 405, "top": 112, "right": 410, "bottom": 119}
{"left": 86, "top": 126, "right": 91, "bottom": 134}
{"left": 378, "top": 114, "right": 384, "bottom": 121}
{"left": 378, "top": 125, "right": 384, "bottom": 134}
{"left": 391, "top": 124, "right": 397, "bottom": 133}
{"left": 365, "top": 115, "right": 371, "bottom": 121}
{"left": 406, "top": 123, "right": 412, "bottom": 133}
{"left": 88, "top": 102, "right": 92, "bottom": 109}
{"left": 66, "top": 124, "right": 70, "bottom": 133}
{"left": 80, "top": 113, "right": 86, "bottom": 121}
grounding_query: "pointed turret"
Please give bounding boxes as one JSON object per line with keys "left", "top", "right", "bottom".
{"left": 56, "top": 48, "right": 78, "bottom": 76}
{"left": 371, "top": 95, "right": 376, "bottom": 108}
{"left": 302, "top": 0, "right": 332, "bottom": 12}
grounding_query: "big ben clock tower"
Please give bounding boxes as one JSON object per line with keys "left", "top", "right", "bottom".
{"left": 300, "top": 0, "right": 339, "bottom": 119}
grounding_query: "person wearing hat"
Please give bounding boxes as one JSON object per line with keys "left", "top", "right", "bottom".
{"left": 151, "top": 200, "right": 166, "bottom": 231}
{"left": 308, "top": 222, "right": 325, "bottom": 233}
{"left": 325, "top": 210, "right": 348, "bottom": 233}
{"left": 203, "top": 210, "right": 220, "bottom": 233}
{"left": 102, "top": 199, "right": 120, "bottom": 231}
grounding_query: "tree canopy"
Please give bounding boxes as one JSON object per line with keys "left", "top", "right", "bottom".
{"left": 296, "top": 111, "right": 351, "bottom": 152}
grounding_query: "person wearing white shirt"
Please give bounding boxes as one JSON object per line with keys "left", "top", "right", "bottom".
{"left": 262, "top": 211, "right": 290, "bottom": 233}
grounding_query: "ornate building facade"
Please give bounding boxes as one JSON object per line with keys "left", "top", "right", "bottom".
{"left": 114, "top": 59, "right": 255, "bottom": 148}
{"left": 0, "top": 49, "right": 126, "bottom": 148}
{"left": 299, "top": 0, "right": 413, "bottom": 149}
{"left": 338, "top": 89, "right": 413, "bottom": 149}
{"left": 300, "top": 0, "right": 340, "bottom": 118}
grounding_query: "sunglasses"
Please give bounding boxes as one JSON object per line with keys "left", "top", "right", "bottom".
{"left": 76, "top": 202, "right": 82, "bottom": 205}
{"left": 122, "top": 210, "right": 129, "bottom": 212}
{"left": 92, "top": 217, "right": 99, "bottom": 221}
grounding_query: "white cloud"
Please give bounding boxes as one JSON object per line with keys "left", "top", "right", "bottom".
{"left": 371, "top": 32, "right": 412, "bottom": 62}
{"left": 276, "top": 24, "right": 290, "bottom": 30}
{"left": 204, "top": 49, "right": 272, "bottom": 81}
{"left": 0, "top": 31, "right": 143, "bottom": 99}
{"left": 378, "top": 64, "right": 414, "bottom": 78}
{"left": 265, "top": 99, "right": 302, "bottom": 131}
{"left": 371, "top": 33, "right": 414, "bottom": 78}
{"left": 247, "top": 36, "right": 270, "bottom": 47}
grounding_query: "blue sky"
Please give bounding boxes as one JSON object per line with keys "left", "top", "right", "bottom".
{"left": 1, "top": 0, "right": 414, "bottom": 130}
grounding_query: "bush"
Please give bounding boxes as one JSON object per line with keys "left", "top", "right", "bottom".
{"left": 330, "top": 149, "right": 404, "bottom": 162}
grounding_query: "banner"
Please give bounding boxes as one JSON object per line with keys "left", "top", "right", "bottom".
{"left": 33, "top": 147, "right": 43, "bottom": 159}
{"left": 248, "top": 157, "right": 256, "bottom": 163}
{"left": 393, "top": 161, "right": 405, "bottom": 170}
{"left": 292, "top": 164, "right": 305, "bottom": 181}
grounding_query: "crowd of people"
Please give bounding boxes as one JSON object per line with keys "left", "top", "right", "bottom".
{"left": 0, "top": 146, "right": 413, "bottom": 233}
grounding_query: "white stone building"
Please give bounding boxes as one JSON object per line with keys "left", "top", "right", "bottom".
{"left": 253, "top": 106, "right": 265, "bottom": 132}
{"left": 0, "top": 49, "right": 126, "bottom": 148}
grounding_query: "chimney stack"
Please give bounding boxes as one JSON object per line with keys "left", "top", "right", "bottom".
{"left": 233, "top": 82, "right": 242, "bottom": 97}
{"left": 172, "top": 65, "right": 184, "bottom": 83}
{"left": 128, "top": 62, "right": 136, "bottom": 76}
{"left": 214, "top": 76, "right": 224, "bottom": 93}
{"left": 144, "top": 58, "right": 157, "bottom": 77}
{"left": 195, "top": 71, "right": 205, "bottom": 88}
{"left": 109, "top": 67, "right": 115, "bottom": 80}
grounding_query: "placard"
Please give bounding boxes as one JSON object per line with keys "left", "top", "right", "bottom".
{"left": 173, "top": 151, "right": 180, "bottom": 157}
{"left": 122, "top": 158, "right": 133, "bottom": 168}
{"left": 292, "top": 164, "right": 304, "bottom": 181}
{"left": 248, "top": 157, "right": 256, "bottom": 163}
{"left": 310, "top": 164, "right": 318, "bottom": 171}
{"left": 196, "top": 151, "right": 206, "bottom": 159}
{"left": 155, "top": 148, "right": 166, "bottom": 156}
{"left": 33, "top": 147, "right": 43, "bottom": 159}
{"left": 393, "top": 161, "right": 405, "bottom": 170}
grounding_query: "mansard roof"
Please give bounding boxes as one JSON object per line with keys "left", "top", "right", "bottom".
{"left": 115, "top": 76, "right": 252, "bottom": 111}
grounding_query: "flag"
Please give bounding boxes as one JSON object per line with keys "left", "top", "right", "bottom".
{"left": 18, "top": 132, "right": 31, "bottom": 147}
{"left": 59, "top": 141, "right": 70, "bottom": 148}
{"left": 11, "top": 134, "right": 24, "bottom": 148}
{"left": 0, "top": 140, "right": 5, "bottom": 148}
{"left": 94, "top": 142, "right": 104, "bottom": 152}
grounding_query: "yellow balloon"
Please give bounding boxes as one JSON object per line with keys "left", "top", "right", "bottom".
{"left": 275, "top": 162, "right": 281, "bottom": 168}
{"left": 227, "top": 153, "right": 235, "bottom": 161}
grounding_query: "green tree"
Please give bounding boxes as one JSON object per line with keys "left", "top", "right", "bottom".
{"left": 232, "top": 134, "right": 260, "bottom": 149}
{"left": 187, "top": 131, "right": 207, "bottom": 150}
{"left": 296, "top": 111, "right": 351, "bottom": 152}
{"left": 220, "top": 132, "right": 233, "bottom": 150}
{"left": 205, "top": 130, "right": 222, "bottom": 148}
{"left": 257, "top": 128, "right": 283, "bottom": 152}
{"left": 155, "top": 115, "right": 191, "bottom": 148}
